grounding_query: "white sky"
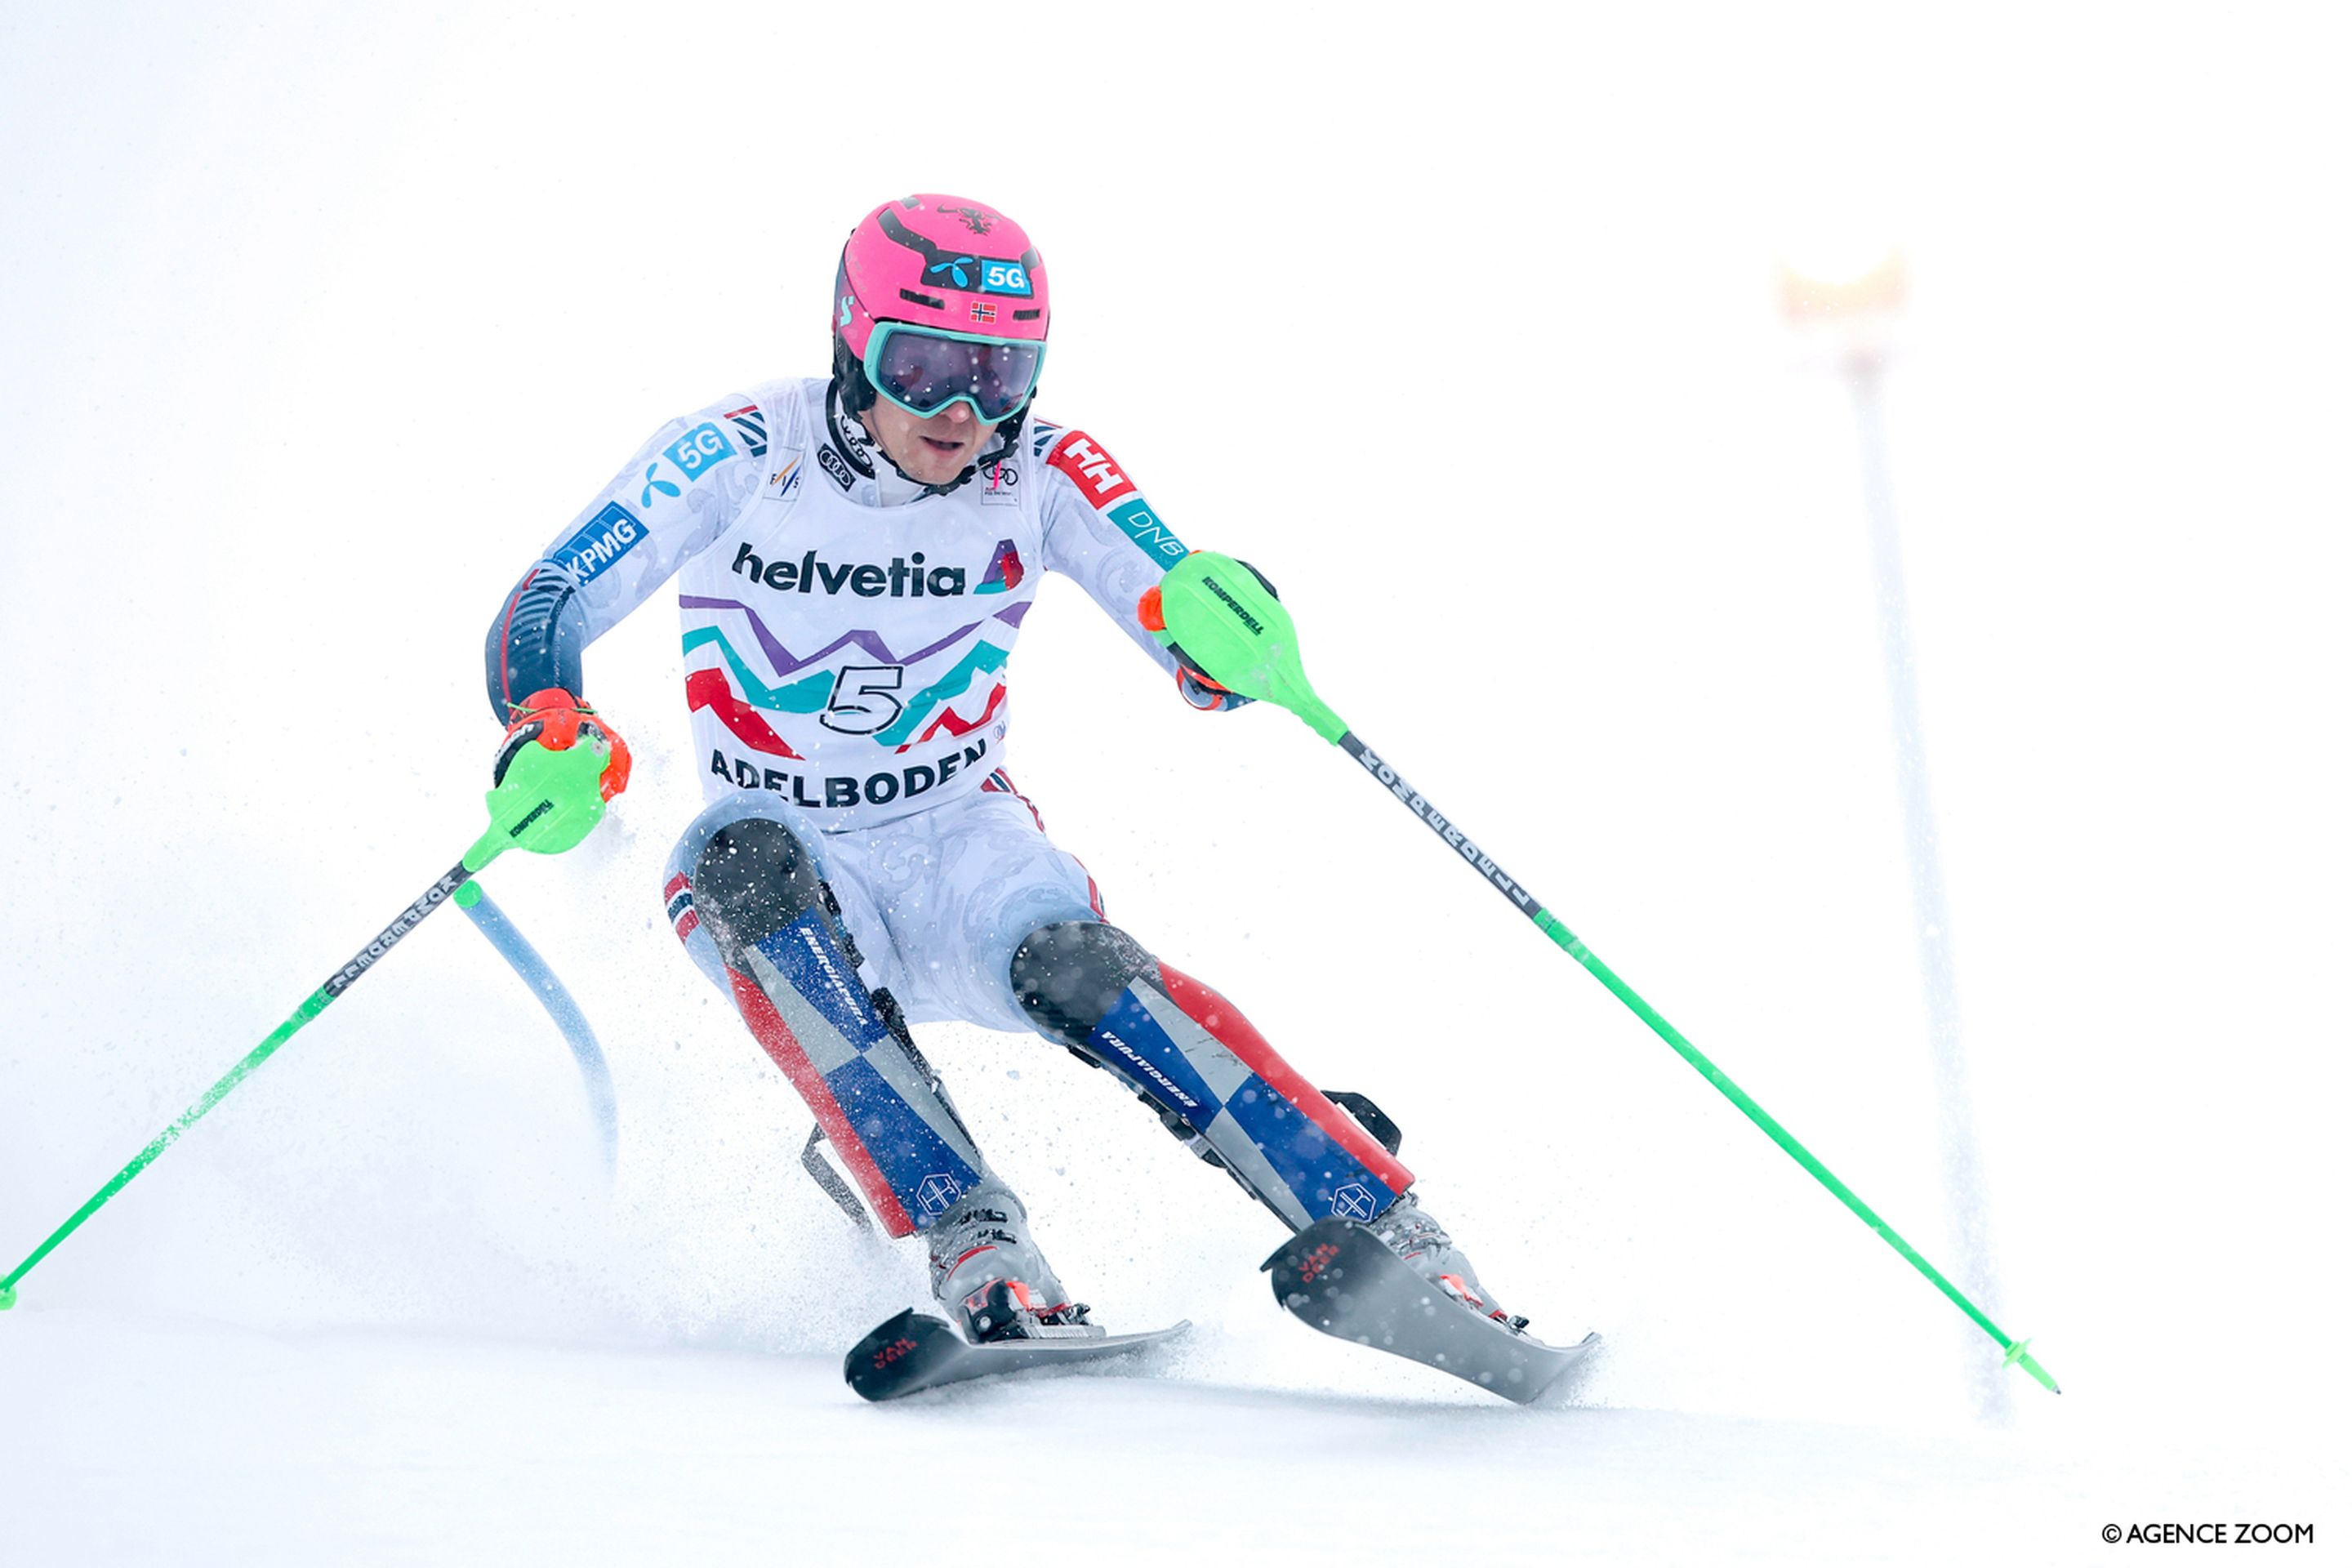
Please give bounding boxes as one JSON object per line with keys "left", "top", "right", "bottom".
{"left": 2, "top": 0, "right": 2345, "bottom": 1497}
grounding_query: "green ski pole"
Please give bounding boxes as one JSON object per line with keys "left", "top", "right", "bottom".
{"left": 0, "top": 738, "right": 612, "bottom": 1312}
{"left": 1146, "top": 550, "right": 2059, "bottom": 1395}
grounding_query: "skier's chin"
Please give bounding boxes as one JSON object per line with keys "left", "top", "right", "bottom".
{"left": 912, "top": 434, "right": 975, "bottom": 476}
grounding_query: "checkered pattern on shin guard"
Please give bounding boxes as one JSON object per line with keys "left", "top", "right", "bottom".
{"left": 727, "top": 910, "right": 986, "bottom": 1236}
{"left": 1085, "top": 966, "right": 1415, "bottom": 1229}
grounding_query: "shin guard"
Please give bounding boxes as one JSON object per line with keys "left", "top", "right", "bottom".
{"left": 1010, "top": 921, "right": 1414, "bottom": 1231}
{"left": 686, "top": 814, "right": 985, "bottom": 1237}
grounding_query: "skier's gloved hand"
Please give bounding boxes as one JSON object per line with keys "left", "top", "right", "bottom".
{"left": 1137, "top": 560, "right": 1277, "bottom": 712}
{"left": 493, "top": 687, "right": 633, "bottom": 802}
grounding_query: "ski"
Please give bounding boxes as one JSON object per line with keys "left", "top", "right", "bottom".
{"left": 843, "top": 1307, "right": 1190, "bottom": 1401}
{"left": 1264, "top": 1218, "right": 1600, "bottom": 1405}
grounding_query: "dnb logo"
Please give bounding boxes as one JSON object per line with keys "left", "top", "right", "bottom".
{"left": 664, "top": 421, "right": 737, "bottom": 483}
{"left": 1109, "top": 497, "right": 1187, "bottom": 564}
{"left": 1331, "top": 1183, "right": 1378, "bottom": 1223}
{"left": 975, "top": 538, "right": 1025, "bottom": 595}
{"left": 916, "top": 1173, "right": 964, "bottom": 1217}
{"left": 555, "top": 501, "right": 644, "bottom": 585}
{"left": 1046, "top": 430, "right": 1135, "bottom": 510}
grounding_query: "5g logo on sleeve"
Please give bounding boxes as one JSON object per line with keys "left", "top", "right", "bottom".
{"left": 663, "top": 421, "right": 739, "bottom": 485}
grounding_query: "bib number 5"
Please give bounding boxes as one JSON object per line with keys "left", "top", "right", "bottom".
{"left": 820, "top": 664, "right": 905, "bottom": 736}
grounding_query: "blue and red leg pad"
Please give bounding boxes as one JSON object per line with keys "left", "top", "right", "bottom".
{"left": 1089, "top": 967, "right": 1412, "bottom": 1227}
{"left": 723, "top": 912, "right": 982, "bottom": 1237}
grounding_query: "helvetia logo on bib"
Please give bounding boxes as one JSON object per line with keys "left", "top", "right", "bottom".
{"left": 728, "top": 539, "right": 1023, "bottom": 599}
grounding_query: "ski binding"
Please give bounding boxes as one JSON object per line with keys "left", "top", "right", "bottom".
{"left": 1265, "top": 1218, "right": 1599, "bottom": 1405}
{"left": 844, "top": 1307, "right": 1190, "bottom": 1402}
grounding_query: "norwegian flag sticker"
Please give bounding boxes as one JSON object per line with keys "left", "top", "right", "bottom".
{"left": 1046, "top": 430, "right": 1136, "bottom": 510}
{"left": 969, "top": 301, "right": 997, "bottom": 326}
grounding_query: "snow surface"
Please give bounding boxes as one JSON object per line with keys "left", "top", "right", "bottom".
{"left": 3, "top": 4, "right": 2345, "bottom": 1563}
{"left": 2, "top": 1307, "right": 2311, "bottom": 1567}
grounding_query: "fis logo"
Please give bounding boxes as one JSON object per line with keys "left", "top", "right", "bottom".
{"left": 555, "top": 501, "right": 644, "bottom": 585}
{"left": 760, "top": 453, "right": 804, "bottom": 504}
{"left": 1047, "top": 430, "right": 1136, "bottom": 510}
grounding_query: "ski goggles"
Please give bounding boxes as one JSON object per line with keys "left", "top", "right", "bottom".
{"left": 864, "top": 322, "right": 1045, "bottom": 423}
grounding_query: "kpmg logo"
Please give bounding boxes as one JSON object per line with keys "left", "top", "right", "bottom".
{"left": 556, "top": 501, "right": 644, "bottom": 585}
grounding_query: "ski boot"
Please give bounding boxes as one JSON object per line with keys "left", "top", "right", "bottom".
{"left": 927, "top": 1179, "right": 1093, "bottom": 1343}
{"left": 1370, "top": 1192, "right": 1530, "bottom": 1332}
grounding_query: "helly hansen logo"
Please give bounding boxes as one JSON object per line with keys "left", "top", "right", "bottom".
{"left": 1047, "top": 431, "right": 1136, "bottom": 510}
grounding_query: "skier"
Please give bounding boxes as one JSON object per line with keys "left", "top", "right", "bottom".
{"left": 485, "top": 194, "right": 1525, "bottom": 1352}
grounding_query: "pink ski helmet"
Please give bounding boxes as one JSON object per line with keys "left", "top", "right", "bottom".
{"left": 832, "top": 194, "right": 1049, "bottom": 424}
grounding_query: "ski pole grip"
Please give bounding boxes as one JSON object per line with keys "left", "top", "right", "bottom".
{"left": 465, "top": 735, "right": 614, "bottom": 873}
{"left": 1147, "top": 551, "right": 1348, "bottom": 743}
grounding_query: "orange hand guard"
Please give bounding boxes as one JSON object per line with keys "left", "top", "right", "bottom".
{"left": 500, "top": 688, "right": 633, "bottom": 802}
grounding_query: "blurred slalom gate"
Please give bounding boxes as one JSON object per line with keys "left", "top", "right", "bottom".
{"left": 458, "top": 882, "right": 619, "bottom": 1180}
{"left": 1781, "top": 243, "right": 2011, "bottom": 1424}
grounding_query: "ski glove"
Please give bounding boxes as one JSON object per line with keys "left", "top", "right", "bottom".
{"left": 1138, "top": 561, "right": 1277, "bottom": 712}
{"left": 493, "top": 688, "right": 633, "bottom": 802}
